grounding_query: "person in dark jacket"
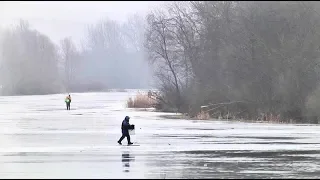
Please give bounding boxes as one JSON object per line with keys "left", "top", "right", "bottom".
{"left": 118, "top": 116, "right": 133, "bottom": 145}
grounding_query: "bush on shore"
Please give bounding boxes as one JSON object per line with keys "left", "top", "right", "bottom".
{"left": 127, "top": 93, "right": 157, "bottom": 108}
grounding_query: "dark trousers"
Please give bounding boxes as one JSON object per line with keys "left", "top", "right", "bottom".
{"left": 66, "top": 103, "right": 71, "bottom": 110}
{"left": 118, "top": 134, "right": 131, "bottom": 143}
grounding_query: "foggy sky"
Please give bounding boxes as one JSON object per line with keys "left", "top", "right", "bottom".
{"left": 0, "top": 1, "right": 165, "bottom": 45}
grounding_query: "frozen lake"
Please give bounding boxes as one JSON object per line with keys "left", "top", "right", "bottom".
{"left": 0, "top": 91, "right": 320, "bottom": 178}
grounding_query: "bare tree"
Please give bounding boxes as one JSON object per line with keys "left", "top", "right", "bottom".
{"left": 145, "top": 10, "right": 185, "bottom": 111}
{"left": 71, "top": 17, "right": 152, "bottom": 91}
{"left": 0, "top": 19, "right": 62, "bottom": 95}
{"left": 60, "top": 37, "right": 78, "bottom": 92}
{"left": 122, "top": 13, "right": 146, "bottom": 52}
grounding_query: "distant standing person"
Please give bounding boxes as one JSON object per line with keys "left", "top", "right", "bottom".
{"left": 118, "top": 116, "right": 134, "bottom": 145}
{"left": 65, "top": 94, "right": 71, "bottom": 110}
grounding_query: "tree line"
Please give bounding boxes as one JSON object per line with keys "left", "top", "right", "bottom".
{"left": 0, "top": 14, "right": 151, "bottom": 96}
{"left": 145, "top": 1, "right": 320, "bottom": 123}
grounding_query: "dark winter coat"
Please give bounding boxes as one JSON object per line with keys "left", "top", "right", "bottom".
{"left": 121, "top": 119, "right": 131, "bottom": 135}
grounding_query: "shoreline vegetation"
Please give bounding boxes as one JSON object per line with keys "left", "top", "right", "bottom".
{"left": 127, "top": 91, "right": 319, "bottom": 125}
{"left": 127, "top": 92, "right": 158, "bottom": 109}
{"left": 158, "top": 114, "right": 317, "bottom": 125}
{"left": 141, "top": 2, "right": 320, "bottom": 125}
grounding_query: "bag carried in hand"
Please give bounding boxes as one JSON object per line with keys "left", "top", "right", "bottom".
{"left": 129, "top": 124, "right": 135, "bottom": 135}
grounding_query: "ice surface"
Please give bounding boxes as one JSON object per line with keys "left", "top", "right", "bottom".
{"left": 0, "top": 91, "right": 320, "bottom": 178}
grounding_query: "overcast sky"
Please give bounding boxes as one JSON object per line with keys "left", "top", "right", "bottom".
{"left": 0, "top": 1, "right": 164, "bottom": 46}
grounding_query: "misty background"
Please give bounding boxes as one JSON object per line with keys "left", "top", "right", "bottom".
{"left": 0, "top": 1, "right": 164, "bottom": 95}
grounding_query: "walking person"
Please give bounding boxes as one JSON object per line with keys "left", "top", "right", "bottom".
{"left": 118, "top": 116, "right": 133, "bottom": 145}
